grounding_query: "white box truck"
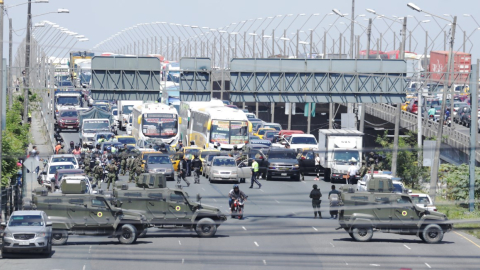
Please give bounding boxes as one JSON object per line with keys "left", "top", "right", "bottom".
{"left": 117, "top": 100, "right": 144, "bottom": 131}
{"left": 317, "top": 129, "right": 364, "bottom": 184}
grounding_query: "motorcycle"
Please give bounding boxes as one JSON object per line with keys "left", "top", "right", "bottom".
{"left": 231, "top": 198, "right": 246, "bottom": 219}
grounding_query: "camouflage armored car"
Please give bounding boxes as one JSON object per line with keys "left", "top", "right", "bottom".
{"left": 31, "top": 180, "right": 148, "bottom": 245}
{"left": 112, "top": 173, "right": 227, "bottom": 237}
{"left": 337, "top": 178, "right": 453, "bottom": 244}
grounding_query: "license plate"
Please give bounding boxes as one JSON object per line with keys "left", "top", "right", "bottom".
{"left": 67, "top": 126, "right": 73, "bottom": 129}
{"left": 281, "top": 173, "right": 287, "bottom": 176}
{"left": 19, "top": 241, "right": 30, "bottom": 246}
{"left": 222, "top": 176, "right": 230, "bottom": 179}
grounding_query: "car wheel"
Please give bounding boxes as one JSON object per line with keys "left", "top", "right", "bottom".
{"left": 117, "top": 224, "right": 138, "bottom": 244}
{"left": 294, "top": 175, "right": 301, "bottom": 181}
{"left": 43, "top": 242, "right": 52, "bottom": 257}
{"left": 422, "top": 224, "right": 444, "bottom": 244}
{"left": 195, "top": 218, "right": 217, "bottom": 238}
{"left": 1, "top": 249, "right": 9, "bottom": 258}
{"left": 266, "top": 172, "right": 272, "bottom": 180}
{"left": 419, "top": 233, "right": 425, "bottom": 242}
{"left": 351, "top": 226, "right": 373, "bottom": 242}
{"left": 52, "top": 230, "right": 69, "bottom": 245}
{"left": 323, "top": 169, "right": 331, "bottom": 182}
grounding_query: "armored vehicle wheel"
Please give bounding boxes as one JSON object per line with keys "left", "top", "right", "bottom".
{"left": 118, "top": 224, "right": 138, "bottom": 244}
{"left": 419, "top": 233, "right": 425, "bottom": 242}
{"left": 196, "top": 218, "right": 217, "bottom": 238}
{"left": 351, "top": 226, "right": 373, "bottom": 242}
{"left": 422, "top": 224, "right": 444, "bottom": 244}
{"left": 52, "top": 230, "right": 68, "bottom": 245}
{"left": 344, "top": 228, "right": 354, "bottom": 239}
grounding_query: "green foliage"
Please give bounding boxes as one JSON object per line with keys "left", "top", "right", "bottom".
{"left": 1, "top": 97, "right": 31, "bottom": 186}
{"left": 439, "top": 163, "right": 480, "bottom": 202}
{"left": 375, "top": 131, "right": 428, "bottom": 188}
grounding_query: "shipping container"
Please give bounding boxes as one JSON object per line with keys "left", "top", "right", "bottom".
{"left": 429, "top": 51, "right": 471, "bottom": 84}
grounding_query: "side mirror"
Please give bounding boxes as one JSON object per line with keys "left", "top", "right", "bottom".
{"left": 424, "top": 204, "right": 428, "bottom": 208}
{"left": 408, "top": 189, "right": 412, "bottom": 193}
{"left": 46, "top": 222, "right": 52, "bottom": 227}
{"left": 84, "top": 204, "right": 88, "bottom": 208}
{"left": 196, "top": 193, "right": 202, "bottom": 203}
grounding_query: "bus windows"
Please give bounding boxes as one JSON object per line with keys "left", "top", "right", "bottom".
{"left": 210, "top": 120, "right": 248, "bottom": 145}
{"left": 142, "top": 113, "right": 178, "bottom": 138}
{"left": 211, "top": 120, "right": 229, "bottom": 144}
{"left": 230, "top": 121, "right": 248, "bottom": 144}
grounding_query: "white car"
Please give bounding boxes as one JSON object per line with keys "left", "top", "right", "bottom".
{"left": 40, "top": 162, "right": 75, "bottom": 191}
{"left": 48, "top": 154, "right": 79, "bottom": 169}
{"left": 57, "top": 175, "right": 97, "bottom": 194}
{"left": 112, "top": 108, "right": 119, "bottom": 126}
{"left": 126, "top": 114, "right": 133, "bottom": 135}
{"left": 410, "top": 193, "right": 437, "bottom": 212}
{"left": 287, "top": 134, "right": 318, "bottom": 150}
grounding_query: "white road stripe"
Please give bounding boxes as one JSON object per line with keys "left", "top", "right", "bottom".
{"left": 182, "top": 259, "right": 185, "bottom": 264}
{"left": 259, "top": 189, "right": 264, "bottom": 192}
{"left": 425, "top": 263, "right": 431, "bottom": 268}
{"left": 329, "top": 242, "right": 335, "bottom": 248}
{"left": 88, "top": 245, "right": 91, "bottom": 253}
{"left": 403, "top": 244, "right": 411, "bottom": 250}
{"left": 312, "top": 227, "right": 318, "bottom": 231}
{"left": 202, "top": 188, "right": 205, "bottom": 191}
{"left": 254, "top": 241, "right": 259, "bottom": 247}
{"left": 213, "top": 199, "right": 217, "bottom": 202}
{"left": 242, "top": 226, "right": 247, "bottom": 230}
{"left": 275, "top": 200, "right": 280, "bottom": 203}
{"left": 370, "top": 264, "right": 380, "bottom": 267}
{"left": 263, "top": 260, "right": 267, "bottom": 265}
{"left": 83, "top": 265, "right": 86, "bottom": 270}
{"left": 179, "top": 240, "right": 182, "bottom": 245}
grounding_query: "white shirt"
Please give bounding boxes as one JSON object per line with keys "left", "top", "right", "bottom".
{"left": 314, "top": 156, "right": 321, "bottom": 166}
{"left": 348, "top": 166, "right": 358, "bottom": 176}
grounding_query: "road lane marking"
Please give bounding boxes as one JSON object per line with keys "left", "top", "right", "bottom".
{"left": 275, "top": 200, "right": 280, "bottom": 204}
{"left": 329, "top": 242, "right": 335, "bottom": 248}
{"left": 370, "top": 264, "right": 380, "bottom": 267}
{"left": 88, "top": 245, "right": 91, "bottom": 253}
{"left": 344, "top": 261, "right": 348, "bottom": 265}
{"left": 425, "top": 263, "right": 431, "bottom": 268}
{"left": 182, "top": 259, "right": 184, "bottom": 264}
{"left": 263, "top": 260, "right": 267, "bottom": 265}
{"left": 213, "top": 198, "right": 217, "bottom": 202}
{"left": 242, "top": 226, "right": 247, "bottom": 230}
{"left": 202, "top": 188, "right": 205, "bottom": 191}
{"left": 179, "top": 240, "right": 181, "bottom": 245}
{"left": 312, "top": 227, "right": 318, "bottom": 231}
{"left": 83, "top": 265, "right": 85, "bottom": 270}
{"left": 454, "top": 231, "right": 480, "bottom": 249}
{"left": 302, "top": 181, "right": 306, "bottom": 184}
{"left": 259, "top": 189, "right": 264, "bottom": 192}
{"left": 403, "top": 244, "right": 411, "bottom": 250}
{"left": 254, "top": 241, "right": 259, "bottom": 247}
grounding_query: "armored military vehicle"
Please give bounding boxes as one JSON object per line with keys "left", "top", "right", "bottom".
{"left": 31, "top": 179, "right": 147, "bottom": 245}
{"left": 337, "top": 178, "right": 453, "bottom": 244}
{"left": 112, "top": 173, "right": 227, "bottom": 237}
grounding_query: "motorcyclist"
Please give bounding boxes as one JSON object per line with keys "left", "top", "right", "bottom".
{"left": 228, "top": 184, "right": 247, "bottom": 208}
{"left": 68, "top": 141, "right": 75, "bottom": 154}
{"left": 72, "top": 145, "right": 81, "bottom": 155}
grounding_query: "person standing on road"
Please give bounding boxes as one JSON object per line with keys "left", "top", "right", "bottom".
{"left": 328, "top": 185, "right": 341, "bottom": 219}
{"left": 314, "top": 153, "right": 321, "bottom": 181}
{"left": 93, "top": 161, "right": 103, "bottom": 185}
{"left": 309, "top": 184, "right": 322, "bottom": 218}
{"left": 133, "top": 161, "right": 145, "bottom": 183}
{"left": 120, "top": 145, "right": 129, "bottom": 175}
{"left": 347, "top": 161, "right": 358, "bottom": 185}
{"left": 84, "top": 155, "right": 91, "bottom": 177}
{"left": 106, "top": 162, "right": 117, "bottom": 190}
{"left": 191, "top": 155, "right": 202, "bottom": 184}
{"left": 249, "top": 159, "right": 262, "bottom": 189}
{"left": 177, "top": 155, "right": 190, "bottom": 187}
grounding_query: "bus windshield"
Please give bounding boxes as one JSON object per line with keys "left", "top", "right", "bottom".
{"left": 210, "top": 120, "right": 248, "bottom": 145}
{"left": 142, "top": 113, "right": 178, "bottom": 138}
{"left": 56, "top": 96, "right": 80, "bottom": 106}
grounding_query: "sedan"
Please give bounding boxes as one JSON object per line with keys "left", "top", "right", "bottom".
{"left": 1, "top": 210, "right": 52, "bottom": 257}
{"left": 144, "top": 154, "right": 175, "bottom": 181}
{"left": 208, "top": 156, "right": 251, "bottom": 183}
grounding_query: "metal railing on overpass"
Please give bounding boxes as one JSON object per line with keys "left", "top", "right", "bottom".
{"left": 364, "top": 103, "right": 479, "bottom": 162}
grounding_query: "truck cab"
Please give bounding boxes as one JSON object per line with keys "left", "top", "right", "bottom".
{"left": 80, "top": 119, "right": 111, "bottom": 147}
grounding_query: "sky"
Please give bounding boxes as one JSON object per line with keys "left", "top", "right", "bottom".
{"left": 3, "top": 0, "right": 480, "bottom": 60}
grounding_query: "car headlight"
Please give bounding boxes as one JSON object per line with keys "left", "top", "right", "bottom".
{"left": 231, "top": 172, "right": 237, "bottom": 175}
{"left": 213, "top": 170, "right": 219, "bottom": 174}
{"left": 165, "top": 169, "right": 173, "bottom": 173}
{"left": 36, "top": 232, "right": 46, "bottom": 237}
{"left": 4, "top": 232, "right": 13, "bottom": 238}
{"left": 294, "top": 164, "right": 299, "bottom": 167}
{"left": 148, "top": 169, "right": 155, "bottom": 173}
{"left": 60, "top": 119, "right": 65, "bottom": 123}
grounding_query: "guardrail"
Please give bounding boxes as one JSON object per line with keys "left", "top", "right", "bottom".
{"left": 365, "top": 103, "right": 480, "bottom": 162}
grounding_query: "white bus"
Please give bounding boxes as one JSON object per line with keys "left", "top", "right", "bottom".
{"left": 188, "top": 106, "right": 251, "bottom": 150}
{"left": 131, "top": 103, "right": 180, "bottom": 147}
{"left": 178, "top": 100, "right": 225, "bottom": 143}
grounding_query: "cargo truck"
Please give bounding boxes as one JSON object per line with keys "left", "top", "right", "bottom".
{"left": 317, "top": 129, "right": 364, "bottom": 184}
{"left": 429, "top": 51, "right": 471, "bottom": 84}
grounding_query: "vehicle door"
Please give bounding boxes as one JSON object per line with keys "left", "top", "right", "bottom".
{"left": 299, "top": 151, "right": 315, "bottom": 174}
{"left": 237, "top": 160, "right": 252, "bottom": 179}
{"left": 166, "top": 191, "right": 191, "bottom": 221}
{"left": 145, "top": 192, "right": 167, "bottom": 222}
{"left": 391, "top": 195, "right": 417, "bottom": 229}
{"left": 172, "top": 153, "right": 181, "bottom": 171}
{"left": 371, "top": 195, "right": 393, "bottom": 227}
{"left": 88, "top": 196, "right": 116, "bottom": 227}
{"left": 255, "top": 151, "right": 267, "bottom": 173}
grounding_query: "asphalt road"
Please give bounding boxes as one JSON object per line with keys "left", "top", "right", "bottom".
{"left": 2, "top": 129, "right": 480, "bottom": 269}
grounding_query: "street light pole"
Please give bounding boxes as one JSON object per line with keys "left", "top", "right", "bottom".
{"left": 8, "top": 18, "right": 12, "bottom": 109}
{"left": 0, "top": 0, "right": 4, "bottom": 222}
{"left": 350, "top": 0, "right": 355, "bottom": 58}
{"left": 23, "top": 0, "right": 32, "bottom": 125}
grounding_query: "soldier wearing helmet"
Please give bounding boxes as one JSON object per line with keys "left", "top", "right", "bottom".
{"left": 309, "top": 184, "right": 322, "bottom": 218}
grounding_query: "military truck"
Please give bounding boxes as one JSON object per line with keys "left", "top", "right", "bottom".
{"left": 337, "top": 178, "right": 453, "bottom": 244}
{"left": 31, "top": 180, "right": 148, "bottom": 245}
{"left": 112, "top": 173, "right": 227, "bottom": 238}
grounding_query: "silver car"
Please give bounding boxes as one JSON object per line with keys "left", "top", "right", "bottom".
{"left": 208, "top": 156, "right": 251, "bottom": 183}
{"left": 144, "top": 154, "right": 175, "bottom": 181}
{"left": 1, "top": 210, "right": 52, "bottom": 257}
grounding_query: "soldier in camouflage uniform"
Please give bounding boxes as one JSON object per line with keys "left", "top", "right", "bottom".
{"left": 134, "top": 161, "right": 146, "bottom": 183}
{"left": 120, "top": 145, "right": 129, "bottom": 175}
{"left": 84, "top": 155, "right": 91, "bottom": 177}
{"left": 129, "top": 155, "right": 142, "bottom": 183}
{"left": 93, "top": 160, "right": 103, "bottom": 185}
{"left": 106, "top": 162, "right": 117, "bottom": 190}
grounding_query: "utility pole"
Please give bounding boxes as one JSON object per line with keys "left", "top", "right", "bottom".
{"left": 0, "top": 0, "right": 4, "bottom": 221}
{"left": 391, "top": 17, "right": 407, "bottom": 176}
{"left": 23, "top": 0, "right": 32, "bottom": 125}
{"left": 430, "top": 16, "right": 457, "bottom": 203}
{"left": 8, "top": 18, "right": 12, "bottom": 109}
{"left": 469, "top": 60, "right": 479, "bottom": 212}
{"left": 350, "top": 0, "right": 355, "bottom": 58}
{"left": 366, "top": 19, "right": 372, "bottom": 59}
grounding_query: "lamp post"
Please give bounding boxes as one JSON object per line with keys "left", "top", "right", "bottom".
{"left": 408, "top": 2, "right": 457, "bottom": 204}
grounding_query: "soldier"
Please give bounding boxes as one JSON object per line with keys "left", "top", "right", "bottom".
{"left": 93, "top": 160, "right": 104, "bottom": 185}
{"left": 191, "top": 155, "right": 202, "bottom": 184}
{"left": 126, "top": 154, "right": 135, "bottom": 176}
{"left": 134, "top": 161, "right": 146, "bottom": 183}
{"left": 84, "top": 155, "right": 91, "bottom": 177}
{"left": 120, "top": 145, "right": 129, "bottom": 175}
{"left": 129, "top": 155, "right": 142, "bottom": 183}
{"left": 106, "top": 162, "right": 117, "bottom": 190}
{"left": 309, "top": 184, "right": 322, "bottom": 218}
{"left": 177, "top": 155, "right": 190, "bottom": 187}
